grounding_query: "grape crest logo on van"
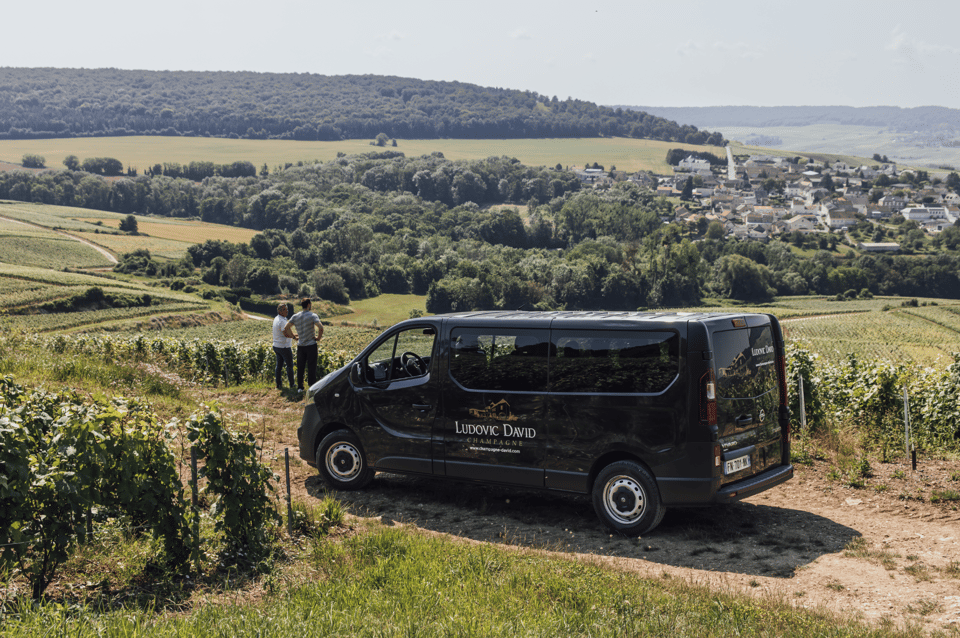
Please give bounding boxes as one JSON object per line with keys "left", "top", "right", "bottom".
{"left": 468, "top": 399, "right": 518, "bottom": 421}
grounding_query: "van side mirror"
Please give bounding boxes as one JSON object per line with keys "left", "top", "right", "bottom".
{"left": 350, "top": 361, "right": 366, "bottom": 385}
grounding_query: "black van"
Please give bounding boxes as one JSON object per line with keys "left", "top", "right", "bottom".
{"left": 298, "top": 311, "right": 793, "bottom": 535}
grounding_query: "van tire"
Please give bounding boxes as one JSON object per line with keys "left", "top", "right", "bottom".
{"left": 317, "top": 430, "right": 373, "bottom": 490}
{"left": 592, "top": 461, "right": 665, "bottom": 535}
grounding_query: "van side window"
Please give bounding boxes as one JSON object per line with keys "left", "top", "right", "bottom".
{"left": 551, "top": 330, "right": 679, "bottom": 393}
{"left": 364, "top": 326, "right": 436, "bottom": 382}
{"left": 449, "top": 329, "right": 549, "bottom": 392}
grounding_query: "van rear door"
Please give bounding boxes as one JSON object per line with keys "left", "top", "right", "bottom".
{"left": 710, "top": 317, "right": 783, "bottom": 485}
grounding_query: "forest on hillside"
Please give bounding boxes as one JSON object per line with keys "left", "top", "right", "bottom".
{"left": 0, "top": 68, "right": 725, "bottom": 145}
{"left": 5, "top": 149, "right": 960, "bottom": 312}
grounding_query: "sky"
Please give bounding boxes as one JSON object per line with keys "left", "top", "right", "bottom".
{"left": 6, "top": 0, "right": 960, "bottom": 109}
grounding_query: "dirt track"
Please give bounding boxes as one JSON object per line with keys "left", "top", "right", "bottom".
{"left": 242, "top": 392, "right": 960, "bottom": 633}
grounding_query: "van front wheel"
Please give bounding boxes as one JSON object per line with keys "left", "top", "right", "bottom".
{"left": 592, "top": 461, "right": 665, "bottom": 535}
{"left": 317, "top": 430, "right": 373, "bottom": 490}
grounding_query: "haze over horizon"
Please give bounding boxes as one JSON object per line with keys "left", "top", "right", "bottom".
{"left": 5, "top": 0, "right": 958, "bottom": 111}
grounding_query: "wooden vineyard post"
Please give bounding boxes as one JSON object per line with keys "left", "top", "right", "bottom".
{"left": 903, "top": 387, "right": 912, "bottom": 469}
{"left": 285, "top": 448, "right": 293, "bottom": 535}
{"left": 191, "top": 445, "right": 201, "bottom": 574}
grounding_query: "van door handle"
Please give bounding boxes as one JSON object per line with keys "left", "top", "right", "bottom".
{"left": 735, "top": 415, "right": 753, "bottom": 427}
{"left": 413, "top": 404, "right": 432, "bottom": 411}
{"left": 356, "top": 386, "right": 382, "bottom": 394}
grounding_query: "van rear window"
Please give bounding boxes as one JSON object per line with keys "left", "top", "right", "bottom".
{"left": 550, "top": 330, "right": 679, "bottom": 394}
{"left": 713, "top": 325, "right": 778, "bottom": 399}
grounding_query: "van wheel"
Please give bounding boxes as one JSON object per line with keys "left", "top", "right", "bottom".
{"left": 592, "top": 461, "right": 665, "bottom": 535}
{"left": 317, "top": 430, "right": 373, "bottom": 490}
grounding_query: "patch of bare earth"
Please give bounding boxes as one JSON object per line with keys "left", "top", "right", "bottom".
{"left": 223, "top": 390, "right": 960, "bottom": 633}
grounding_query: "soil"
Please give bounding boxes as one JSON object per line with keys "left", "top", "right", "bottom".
{"left": 233, "top": 391, "right": 960, "bottom": 633}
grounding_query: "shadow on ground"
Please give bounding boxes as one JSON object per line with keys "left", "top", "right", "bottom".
{"left": 305, "top": 471, "right": 857, "bottom": 579}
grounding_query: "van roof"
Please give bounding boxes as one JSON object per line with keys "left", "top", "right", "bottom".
{"left": 438, "top": 310, "right": 770, "bottom": 326}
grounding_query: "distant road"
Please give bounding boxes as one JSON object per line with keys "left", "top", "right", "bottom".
{"left": 0, "top": 215, "right": 118, "bottom": 264}
{"left": 725, "top": 145, "right": 736, "bottom": 180}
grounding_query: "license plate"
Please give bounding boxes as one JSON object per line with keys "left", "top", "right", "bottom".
{"left": 724, "top": 455, "right": 751, "bottom": 475}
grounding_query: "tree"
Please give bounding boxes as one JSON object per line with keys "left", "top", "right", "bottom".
{"left": 706, "top": 220, "right": 725, "bottom": 240}
{"left": 244, "top": 266, "right": 279, "bottom": 295}
{"left": 713, "top": 254, "right": 775, "bottom": 302}
{"left": 313, "top": 270, "right": 350, "bottom": 304}
{"left": 118, "top": 214, "right": 138, "bottom": 234}
{"left": 946, "top": 172, "right": 960, "bottom": 194}
{"left": 21, "top": 154, "right": 45, "bottom": 169}
{"left": 680, "top": 177, "right": 694, "bottom": 201}
{"left": 374, "top": 132, "right": 389, "bottom": 147}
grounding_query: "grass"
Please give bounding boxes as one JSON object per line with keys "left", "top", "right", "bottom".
{"left": 0, "top": 262, "right": 218, "bottom": 333}
{"left": 70, "top": 230, "right": 201, "bottom": 260}
{"left": 0, "top": 136, "right": 726, "bottom": 175}
{"left": 929, "top": 489, "right": 960, "bottom": 504}
{"left": 843, "top": 537, "right": 899, "bottom": 571}
{"left": 0, "top": 233, "right": 112, "bottom": 269}
{"left": 332, "top": 293, "right": 428, "bottom": 328}
{"left": 0, "top": 526, "right": 935, "bottom": 638}
{"left": 0, "top": 200, "right": 257, "bottom": 261}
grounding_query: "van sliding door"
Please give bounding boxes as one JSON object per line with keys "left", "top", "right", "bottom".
{"left": 440, "top": 328, "right": 550, "bottom": 487}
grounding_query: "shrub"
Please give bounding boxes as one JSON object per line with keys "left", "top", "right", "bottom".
{"left": 186, "top": 406, "right": 281, "bottom": 568}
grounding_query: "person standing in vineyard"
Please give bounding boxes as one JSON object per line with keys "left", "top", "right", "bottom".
{"left": 272, "top": 302, "right": 296, "bottom": 391}
{"left": 284, "top": 297, "right": 323, "bottom": 393}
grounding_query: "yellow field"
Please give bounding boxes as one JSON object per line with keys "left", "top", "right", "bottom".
{"left": 68, "top": 231, "right": 190, "bottom": 260}
{"left": 0, "top": 201, "right": 258, "bottom": 260}
{"left": 0, "top": 136, "right": 725, "bottom": 175}
{"left": 75, "top": 217, "right": 257, "bottom": 246}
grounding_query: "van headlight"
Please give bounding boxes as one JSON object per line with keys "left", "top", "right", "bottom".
{"left": 306, "top": 368, "right": 340, "bottom": 400}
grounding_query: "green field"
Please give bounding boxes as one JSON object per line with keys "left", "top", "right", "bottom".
{"left": 175, "top": 294, "right": 960, "bottom": 368}
{"left": 0, "top": 200, "right": 259, "bottom": 262}
{"left": 0, "top": 136, "right": 726, "bottom": 175}
{"left": 702, "top": 296, "right": 960, "bottom": 366}
{"left": 0, "top": 262, "right": 215, "bottom": 332}
{"left": 0, "top": 233, "right": 111, "bottom": 269}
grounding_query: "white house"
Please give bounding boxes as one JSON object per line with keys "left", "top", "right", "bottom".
{"left": 678, "top": 156, "right": 713, "bottom": 175}
{"left": 901, "top": 206, "right": 947, "bottom": 222}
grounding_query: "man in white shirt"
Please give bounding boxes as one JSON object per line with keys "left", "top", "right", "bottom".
{"left": 283, "top": 297, "right": 323, "bottom": 392}
{"left": 272, "top": 302, "right": 296, "bottom": 390}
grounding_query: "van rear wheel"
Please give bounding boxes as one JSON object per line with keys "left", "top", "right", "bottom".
{"left": 592, "top": 461, "right": 665, "bottom": 535}
{"left": 317, "top": 430, "right": 373, "bottom": 490}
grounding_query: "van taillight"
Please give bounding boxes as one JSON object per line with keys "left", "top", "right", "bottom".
{"left": 777, "top": 352, "right": 792, "bottom": 461}
{"left": 700, "top": 369, "right": 716, "bottom": 426}
{"left": 776, "top": 354, "right": 788, "bottom": 408}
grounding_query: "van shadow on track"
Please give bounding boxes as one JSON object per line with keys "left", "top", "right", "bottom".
{"left": 304, "top": 471, "right": 856, "bottom": 579}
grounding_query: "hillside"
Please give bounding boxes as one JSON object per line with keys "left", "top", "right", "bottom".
{"left": 627, "top": 105, "right": 960, "bottom": 168}
{"left": 627, "top": 105, "right": 960, "bottom": 132}
{"left": 0, "top": 68, "right": 724, "bottom": 145}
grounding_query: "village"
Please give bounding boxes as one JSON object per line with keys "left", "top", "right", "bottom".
{"left": 576, "top": 151, "right": 960, "bottom": 253}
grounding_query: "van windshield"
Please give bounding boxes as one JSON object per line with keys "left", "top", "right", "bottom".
{"left": 713, "top": 325, "right": 778, "bottom": 399}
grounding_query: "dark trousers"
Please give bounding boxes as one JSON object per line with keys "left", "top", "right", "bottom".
{"left": 297, "top": 343, "right": 319, "bottom": 390}
{"left": 273, "top": 346, "right": 294, "bottom": 389}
